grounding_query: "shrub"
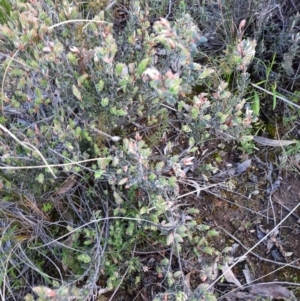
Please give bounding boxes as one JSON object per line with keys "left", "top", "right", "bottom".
{"left": 0, "top": 0, "right": 259, "bottom": 300}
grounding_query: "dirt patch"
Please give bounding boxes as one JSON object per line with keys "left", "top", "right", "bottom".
{"left": 192, "top": 158, "right": 300, "bottom": 299}
{"left": 272, "top": 175, "right": 300, "bottom": 257}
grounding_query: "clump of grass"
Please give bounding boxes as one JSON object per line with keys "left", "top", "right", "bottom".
{"left": 0, "top": 0, "right": 11, "bottom": 24}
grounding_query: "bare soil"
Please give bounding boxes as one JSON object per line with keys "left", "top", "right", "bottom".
{"left": 194, "top": 159, "right": 300, "bottom": 299}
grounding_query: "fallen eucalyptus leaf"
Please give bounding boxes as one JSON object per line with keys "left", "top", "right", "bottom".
{"left": 212, "top": 159, "right": 251, "bottom": 180}
{"left": 184, "top": 272, "right": 192, "bottom": 296}
{"left": 117, "top": 177, "right": 128, "bottom": 185}
{"left": 223, "top": 291, "right": 255, "bottom": 300}
{"left": 243, "top": 264, "right": 254, "bottom": 284}
{"left": 253, "top": 136, "right": 298, "bottom": 147}
{"left": 221, "top": 263, "right": 242, "bottom": 288}
{"left": 211, "top": 255, "right": 220, "bottom": 281}
{"left": 247, "top": 283, "right": 296, "bottom": 300}
{"left": 236, "top": 159, "right": 252, "bottom": 174}
{"left": 57, "top": 175, "right": 76, "bottom": 195}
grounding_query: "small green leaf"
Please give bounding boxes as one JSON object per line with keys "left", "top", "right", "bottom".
{"left": 115, "top": 63, "right": 125, "bottom": 76}
{"left": 72, "top": 85, "right": 82, "bottom": 101}
{"left": 207, "top": 229, "right": 219, "bottom": 236}
{"left": 252, "top": 91, "right": 260, "bottom": 115}
{"left": 36, "top": 173, "right": 44, "bottom": 184}
{"left": 77, "top": 254, "right": 91, "bottom": 263}
{"left": 203, "top": 246, "right": 214, "bottom": 255}
{"left": 177, "top": 225, "right": 187, "bottom": 235}
{"left": 173, "top": 271, "right": 182, "bottom": 278}
{"left": 136, "top": 58, "right": 150, "bottom": 76}
{"left": 178, "top": 100, "right": 185, "bottom": 112}
{"left": 155, "top": 161, "right": 165, "bottom": 171}
{"left": 77, "top": 74, "right": 89, "bottom": 87}
{"left": 24, "top": 293, "right": 35, "bottom": 301}
{"left": 0, "top": 116, "right": 6, "bottom": 124}
{"left": 187, "top": 208, "right": 199, "bottom": 214}
{"left": 101, "top": 97, "right": 109, "bottom": 107}
{"left": 168, "top": 176, "right": 177, "bottom": 187}
{"left": 148, "top": 173, "right": 156, "bottom": 181}
{"left": 116, "top": 108, "right": 127, "bottom": 116}
{"left": 186, "top": 220, "right": 197, "bottom": 227}
{"left": 179, "top": 1, "right": 186, "bottom": 11}
{"left": 94, "top": 170, "right": 105, "bottom": 179}
{"left": 174, "top": 233, "right": 184, "bottom": 243}
{"left": 42, "top": 202, "right": 53, "bottom": 213}
{"left": 223, "top": 246, "right": 233, "bottom": 253}
{"left": 67, "top": 52, "right": 77, "bottom": 65}
{"left": 96, "top": 80, "right": 105, "bottom": 92}
{"left": 197, "top": 224, "right": 210, "bottom": 231}
{"left": 166, "top": 233, "right": 174, "bottom": 245}
{"left": 113, "top": 191, "right": 123, "bottom": 205}
{"left": 198, "top": 67, "right": 214, "bottom": 79}
{"left": 64, "top": 141, "right": 74, "bottom": 151}
{"left": 188, "top": 137, "right": 195, "bottom": 146}
{"left": 139, "top": 206, "right": 148, "bottom": 215}
{"left": 241, "top": 135, "right": 254, "bottom": 142}
{"left": 191, "top": 107, "right": 199, "bottom": 119}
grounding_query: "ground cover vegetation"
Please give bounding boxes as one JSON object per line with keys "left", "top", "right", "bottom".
{"left": 0, "top": 0, "right": 299, "bottom": 300}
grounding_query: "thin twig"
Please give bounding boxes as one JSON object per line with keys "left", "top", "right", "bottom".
{"left": 1, "top": 49, "right": 21, "bottom": 115}
{"left": 218, "top": 224, "right": 300, "bottom": 270}
{"left": 48, "top": 19, "right": 109, "bottom": 30}
{"left": 207, "top": 200, "right": 300, "bottom": 291}
{"left": 0, "top": 156, "right": 109, "bottom": 170}
{"left": 251, "top": 83, "right": 300, "bottom": 110}
{"left": 165, "top": 0, "right": 173, "bottom": 19}
{"left": 0, "top": 124, "right": 56, "bottom": 178}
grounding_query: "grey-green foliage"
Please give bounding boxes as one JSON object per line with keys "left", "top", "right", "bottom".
{"left": 0, "top": 1, "right": 257, "bottom": 300}
{"left": 0, "top": 1, "right": 255, "bottom": 187}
